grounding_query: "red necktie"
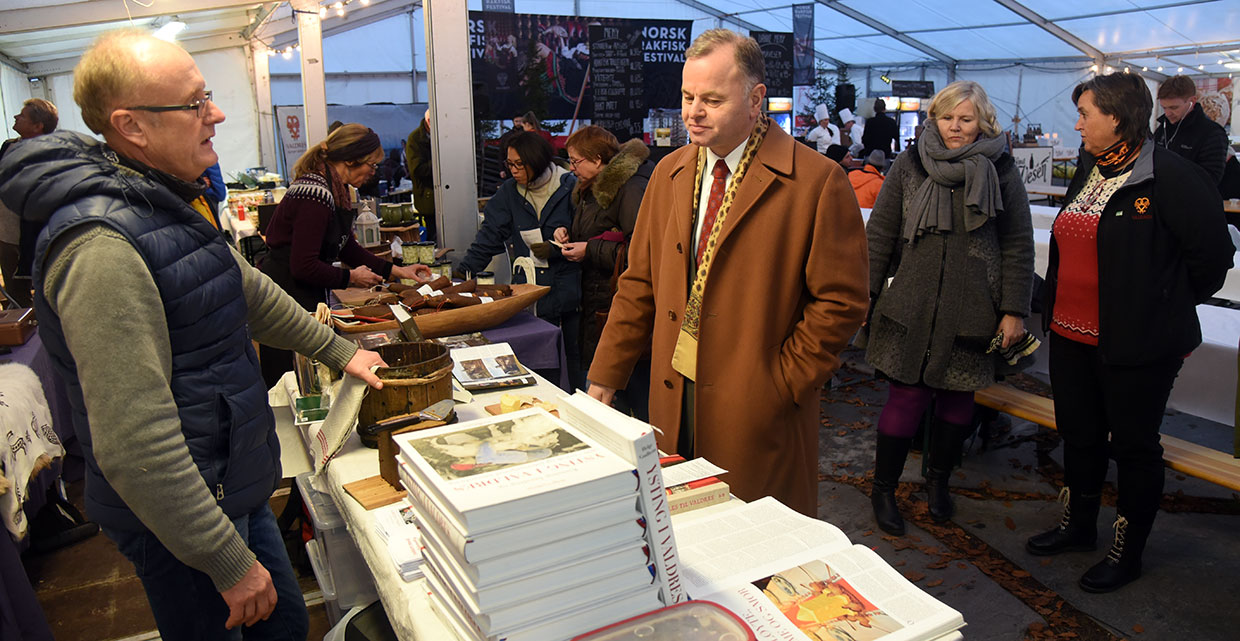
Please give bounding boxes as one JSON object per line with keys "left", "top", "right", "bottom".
{"left": 696, "top": 159, "right": 730, "bottom": 263}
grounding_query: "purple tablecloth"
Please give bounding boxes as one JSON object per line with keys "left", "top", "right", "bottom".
{"left": 482, "top": 312, "right": 569, "bottom": 390}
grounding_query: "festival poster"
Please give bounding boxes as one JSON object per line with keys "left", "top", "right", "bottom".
{"left": 792, "top": 3, "right": 816, "bottom": 86}
{"left": 1193, "top": 77, "right": 1233, "bottom": 129}
{"left": 469, "top": 12, "right": 690, "bottom": 123}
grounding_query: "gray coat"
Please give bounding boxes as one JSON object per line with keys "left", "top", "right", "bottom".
{"left": 865, "top": 143, "right": 1035, "bottom": 391}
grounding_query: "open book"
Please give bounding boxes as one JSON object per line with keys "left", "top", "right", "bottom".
{"left": 678, "top": 498, "right": 964, "bottom": 641}
{"left": 450, "top": 342, "right": 536, "bottom": 390}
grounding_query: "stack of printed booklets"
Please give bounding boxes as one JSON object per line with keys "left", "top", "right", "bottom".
{"left": 393, "top": 392, "right": 687, "bottom": 641}
{"left": 370, "top": 499, "right": 423, "bottom": 582}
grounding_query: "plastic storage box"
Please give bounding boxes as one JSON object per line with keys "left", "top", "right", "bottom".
{"left": 305, "top": 538, "right": 343, "bottom": 627}
{"left": 296, "top": 473, "right": 379, "bottom": 610}
{"left": 572, "top": 601, "right": 755, "bottom": 641}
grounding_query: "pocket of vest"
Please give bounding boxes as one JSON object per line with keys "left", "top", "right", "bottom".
{"left": 211, "top": 393, "right": 233, "bottom": 494}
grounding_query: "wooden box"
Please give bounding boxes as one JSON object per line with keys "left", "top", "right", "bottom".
{"left": 0, "top": 308, "right": 36, "bottom": 346}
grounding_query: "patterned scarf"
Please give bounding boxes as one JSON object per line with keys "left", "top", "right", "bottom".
{"left": 670, "top": 115, "right": 770, "bottom": 381}
{"left": 1094, "top": 138, "right": 1141, "bottom": 179}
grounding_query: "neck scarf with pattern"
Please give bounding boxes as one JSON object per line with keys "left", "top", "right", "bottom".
{"left": 1094, "top": 138, "right": 1141, "bottom": 179}
{"left": 670, "top": 115, "right": 770, "bottom": 381}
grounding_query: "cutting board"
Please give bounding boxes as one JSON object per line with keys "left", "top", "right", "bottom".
{"left": 344, "top": 474, "right": 405, "bottom": 510}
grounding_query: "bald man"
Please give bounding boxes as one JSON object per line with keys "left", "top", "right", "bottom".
{"left": 0, "top": 30, "right": 388, "bottom": 640}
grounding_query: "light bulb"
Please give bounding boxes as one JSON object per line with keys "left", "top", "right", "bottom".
{"left": 336, "top": 6, "right": 345, "bottom": 16}
{"left": 319, "top": 7, "right": 326, "bottom": 18}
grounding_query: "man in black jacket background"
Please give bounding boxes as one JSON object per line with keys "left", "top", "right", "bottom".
{"left": 1153, "top": 75, "right": 1229, "bottom": 185}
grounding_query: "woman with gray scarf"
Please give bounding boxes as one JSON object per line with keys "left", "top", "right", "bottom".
{"left": 864, "top": 81, "right": 1035, "bottom": 535}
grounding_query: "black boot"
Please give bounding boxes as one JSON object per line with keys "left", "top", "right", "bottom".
{"left": 924, "top": 418, "right": 970, "bottom": 523}
{"left": 1026, "top": 488, "right": 1100, "bottom": 556}
{"left": 1079, "top": 515, "right": 1151, "bottom": 593}
{"left": 871, "top": 434, "right": 912, "bottom": 536}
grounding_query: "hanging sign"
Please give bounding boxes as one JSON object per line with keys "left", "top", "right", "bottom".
{"left": 751, "top": 31, "right": 793, "bottom": 98}
{"left": 792, "top": 4, "right": 815, "bottom": 86}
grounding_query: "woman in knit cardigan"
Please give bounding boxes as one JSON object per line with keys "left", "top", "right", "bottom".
{"left": 865, "top": 81, "right": 1034, "bottom": 536}
{"left": 1025, "top": 73, "right": 1231, "bottom": 593}
{"left": 258, "top": 124, "right": 431, "bottom": 386}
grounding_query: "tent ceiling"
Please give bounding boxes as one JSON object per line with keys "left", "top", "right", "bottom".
{"left": 0, "top": 0, "right": 1236, "bottom": 76}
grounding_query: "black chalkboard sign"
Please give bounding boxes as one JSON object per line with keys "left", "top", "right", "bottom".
{"left": 891, "top": 80, "right": 936, "bottom": 99}
{"left": 751, "top": 31, "right": 793, "bottom": 98}
{"left": 588, "top": 23, "right": 645, "bottom": 142}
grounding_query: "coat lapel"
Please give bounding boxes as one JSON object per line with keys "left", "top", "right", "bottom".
{"left": 716, "top": 125, "right": 794, "bottom": 252}
{"left": 668, "top": 150, "right": 698, "bottom": 279}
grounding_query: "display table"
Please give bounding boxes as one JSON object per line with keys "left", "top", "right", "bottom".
{"left": 276, "top": 373, "right": 569, "bottom": 640}
{"left": 482, "top": 312, "right": 570, "bottom": 390}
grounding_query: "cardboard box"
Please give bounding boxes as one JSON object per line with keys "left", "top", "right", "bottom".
{"left": 0, "top": 308, "right": 35, "bottom": 346}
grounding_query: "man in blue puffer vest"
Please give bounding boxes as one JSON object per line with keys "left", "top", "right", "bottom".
{"left": 0, "top": 30, "right": 388, "bottom": 641}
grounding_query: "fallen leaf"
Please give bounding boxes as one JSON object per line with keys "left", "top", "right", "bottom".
{"left": 926, "top": 579, "right": 943, "bottom": 587}
{"left": 1005, "top": 516, "right": 1017, "bottom": 530}
{"left": 902, "top": 571, "right": 925, "bottom": 582}
{"left": 1133, "top": 624, "right": 1145, "bottom": 634}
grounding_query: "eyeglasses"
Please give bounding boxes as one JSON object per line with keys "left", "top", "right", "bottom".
{"left": 504, "top": 159, "right": 525, "bottom": 170}
{"left": 567, "top": 157, "right": 588, "bottom": 168}
{"left": 125, "top": 90, "right": 214, "bottom": 119}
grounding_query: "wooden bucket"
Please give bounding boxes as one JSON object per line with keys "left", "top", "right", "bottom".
{"left": 358, "top": 342, "right": 453, "bottom": 430}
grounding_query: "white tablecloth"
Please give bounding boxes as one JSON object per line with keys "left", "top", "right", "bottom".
{"left": 276, "top": 374, "right": 570, "bottom": 640}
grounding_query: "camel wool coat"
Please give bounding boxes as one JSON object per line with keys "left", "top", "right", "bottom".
{"left": 588, "top": 124, "right": 870, "bottom": 516}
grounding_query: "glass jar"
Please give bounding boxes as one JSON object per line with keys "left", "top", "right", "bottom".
{"left": 415, "top": 241, "right": 436, "bottom": 265}
{"left": 475, "top": 271, "right": 495, "bottom": 285}
{"left": 401, "top": 242, "right": 418, "bottom": 265}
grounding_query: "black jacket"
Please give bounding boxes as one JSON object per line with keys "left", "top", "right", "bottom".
{"left": 1153, "top": 102, "right": 1229, "bottom": 185}
{"left": 862, "top": 113, "right": 900, "bottom": 157}
{"left": 1043, "top": 141, "right": 1233, "bottom": 366}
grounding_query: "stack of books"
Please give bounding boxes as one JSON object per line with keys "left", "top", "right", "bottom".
{"left": 371, "top": 499, "right": 423, "bottom": 582}
{"left": 394, "top": 399, "right": 685, "bottom": 641}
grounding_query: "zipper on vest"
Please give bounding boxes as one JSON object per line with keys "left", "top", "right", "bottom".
{"left": 216, "top": 484, "right": 225, "bottom": 500}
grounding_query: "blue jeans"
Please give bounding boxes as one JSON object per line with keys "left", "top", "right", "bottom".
{"left": 103, "top": 504, "right": 308, "bottom": 641}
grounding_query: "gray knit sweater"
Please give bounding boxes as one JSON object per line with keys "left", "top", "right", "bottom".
{"left": 864, "top": 145, "right": 1035, "bottom": 391}
{"left": 43, "top": 223, "right": 357, "bottom": 590}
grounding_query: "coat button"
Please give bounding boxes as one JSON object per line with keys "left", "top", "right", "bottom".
{"left": 663, "top": 379, "right": 674, "bottom": 389}
{"left": 668, "top": 310, "right": 677, "bottom": 321}
{"left": 676, "top": 243, "right": 683, "bottom": 254}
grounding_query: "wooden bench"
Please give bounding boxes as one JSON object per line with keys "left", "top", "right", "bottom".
{"left": 975, "top": 384, "right": 1240, "bottom": 492}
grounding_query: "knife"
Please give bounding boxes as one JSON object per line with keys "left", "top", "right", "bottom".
{"left": 361, "top": 398, "right": 457, "bottom": 440}
{"left": 388, "top": 303, "right": 424, "bottom": 341}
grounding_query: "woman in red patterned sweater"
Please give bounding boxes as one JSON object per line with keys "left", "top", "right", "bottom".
{"left": 1025, "top": 73, "right": 1232, "bottom": 593}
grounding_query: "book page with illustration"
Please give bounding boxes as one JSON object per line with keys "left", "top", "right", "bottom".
{"left": 680, "top": 498, "right": 964, "bottom": 641}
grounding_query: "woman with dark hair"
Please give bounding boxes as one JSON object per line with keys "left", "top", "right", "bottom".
{"left": 554, "top": 125, "right": 655, "bottom": 416}
{"left": 459, "top": 131, "right": 581, "bottom": 379}
{"left": 518, "top": 110, "right": 555, "bottom": 148}
{"left": 865, "top": 80, "right": 1035, "bottom": 536}
{"left": 1025, "top": 73, "right": 1232, "bottom": 593}
{"left": 258, "top": 123, "right": 432, "bottom": 385}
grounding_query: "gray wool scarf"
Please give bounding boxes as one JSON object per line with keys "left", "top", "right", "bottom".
{"left": 904, "top": 121, "right": 1007, "bottom": 242}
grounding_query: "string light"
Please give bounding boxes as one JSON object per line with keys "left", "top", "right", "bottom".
{"left": 284, "top": 1, "right": 373, "bottom": 54}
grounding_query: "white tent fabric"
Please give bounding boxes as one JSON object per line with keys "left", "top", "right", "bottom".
{"left": 0, "top": 0, "right": 1237, "bottom": 176}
